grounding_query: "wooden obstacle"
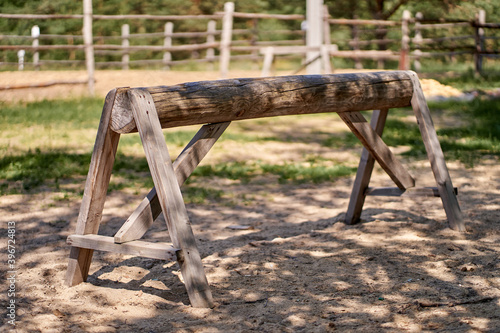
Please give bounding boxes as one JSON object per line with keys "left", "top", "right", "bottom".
{"left": 65, "top": 70, "right": 465, "bottom": 308}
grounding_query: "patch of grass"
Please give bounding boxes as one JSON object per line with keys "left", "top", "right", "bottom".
{"left": 0, "top": 149, "right": 90, "bottom": 193}
{"left": 1, "top": 93, "right": 498, "bottom": 195}
{"left": 321, "top": 132, "right": 360, "bottom": 149}
{"left": 377, "top": 99, "right": 500, "bottom": 166}
{"left": 260, "top": 162, "right": 357, "bottom": 184}
{"left": 437, "top": 67, "right": 500, "bottom": 91}
{"left": 181, "top": 186, "right": 224, "bottom": 204}
{"left": 190, "top": 160, "right": 357, "bottom": 185}
{"left": 0, "top": 98, "right": 102, "bottom": 128}
{"left": 191, "top": 162, "right": 257, "bottom": 183}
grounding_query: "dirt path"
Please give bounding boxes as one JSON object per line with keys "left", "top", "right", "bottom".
{"left": 0, "top": 70, "right": 499, "bottom": 332}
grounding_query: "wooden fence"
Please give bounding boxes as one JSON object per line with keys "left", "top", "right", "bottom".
{"left": 0, "top": 2, "right": 498, "bottom": 94}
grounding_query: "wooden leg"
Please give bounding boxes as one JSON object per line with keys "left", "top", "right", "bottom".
{"left": 129, "top": 89, "right": 214, "bottom": 308}
{"left": 345, "top": 109, "right": 388, "bottom": 224}
{"left": 114, "top": 122, "right": 230, "bottom": 244}
{"left": 408, "top": 72, "right": 465, "bottom": 231}
{"left": 66, "top": 89, "right": 121, "bottom": 286}
{"left": 339, "top": 111, "right": 415, "bottom": 190}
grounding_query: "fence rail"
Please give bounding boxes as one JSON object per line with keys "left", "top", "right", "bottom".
{"left": 1, "top": 2, "right": 499, "bottom": 94}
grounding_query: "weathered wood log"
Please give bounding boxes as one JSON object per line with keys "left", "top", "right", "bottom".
{"left": 110, "top": 71, "right": 414, "bottom": 134}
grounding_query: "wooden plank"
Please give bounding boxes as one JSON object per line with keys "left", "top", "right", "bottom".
{"left": 339, "top": 111, "right": 415, "bottom": 190}
{"left": 65, "top": 88, "right": 122, "bottom": 287}
{"left": 114, "top": 122, "right": 230, "bottom": 244}
{"left": 366, "top": 187, "right": 458, "bottom": 197}
{"left": 408, "top": 72, "right": 465, "bottom": 232}
{"left": 110, "top": 71, "right": 414, "bottom": 134}
{"left": 67, "top": 235, "right": 178, "bottom": 261}
{"left": 129, "top": 89, "right": 213, "bottom": 308}
{"left": 345, "top": 109, "right": 388, "bottom": 224}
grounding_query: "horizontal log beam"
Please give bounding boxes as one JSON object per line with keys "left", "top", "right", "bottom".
{"left": 110, "top": 71, "right": 414, "bottom": 134}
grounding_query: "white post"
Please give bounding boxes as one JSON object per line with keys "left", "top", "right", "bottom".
{"left": 17, "top": 50, "right": 25, "bottom": 71}
{"left": 399, "top": 10, "right": 411, "bottom": 70}
{"left": 83, "top": 0, "right": 95, "bottom": 96}
{"left": 306, "top": 0, "right": 323, "bottom": 74}
{"left": 32, "top": 25, "right": 40, "bottom": 70}
{"left": 322, "top": 5, "right": 331, "bottom": 46}
{"left": 163, "top": 22, "right": 173, "bottom": 70}
{"left": 121, "top": 24, "right": 130, "bottom": 70}
{"left": 413, "top": 12, "right": 423, "bottom": 72}
{"left": 220, "top": 2, "right": 234, "bottom": 78}
{"left": 475, "top": 9, "right": 486, "bottom": 75}
{"left": 206, "top": 20, "right": 216, "bottom": 71}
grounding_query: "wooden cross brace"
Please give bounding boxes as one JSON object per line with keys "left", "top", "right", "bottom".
{"left": 65, "top": 71, "right": 464, "bottom": 309}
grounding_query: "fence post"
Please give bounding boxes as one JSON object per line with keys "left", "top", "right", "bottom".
{"left": 475, "top": 9, "right": 486, "bottom": 76}
{"left": 250, "top": 18, "right": 259, "bottom": 70}
{"left": 399, "top": 10, "right": 411, "bottom": 70}
{"left": 32, "top": 25, "right": 40, "bottom": 70}
{"left": 352, "top": 15, "right": 362, "bottom": 69}
{"left": 163, "top": 22, "right": 173, "bottom": 70}
{"left": 220, "top": 2, "right": 234, "bottom": 78}
{"left": 306, "top": 0, "right": 323, "bottom": 74}
{"left": 413, "top": 12, "right": 423, "bottom": 72}
{"left": 322, "top": 5, "right": 331, "bottom": 46}
{"left": 83, "top": 0, "right": 95, "bottom": 96}
{"left": 17, "top": 50, "right": 25, "bottom": 71}
{"left": 206, "top": 20, "right": 216, "bottom": 71}
{"left": 121, "top": 24, "right": 130, "bottom": 70}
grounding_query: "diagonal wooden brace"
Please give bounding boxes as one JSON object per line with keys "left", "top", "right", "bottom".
{"left": 339, "top": 111, "right": 415, "bottom": 190}
{"left": 114, "top": 122, "right": 230, "bottom": 244}
{"left": 129, "top": 88, "right": 213, "bottom": 308}
{"left": 345, "top": 109, "right": 389, "bottom": 224}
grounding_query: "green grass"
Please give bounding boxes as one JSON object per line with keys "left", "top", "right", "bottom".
{"left": 0, "top": 98, "right": 103, "bottom": 128}
{"left": 1, "top": 89, "right": 499, "bottom": 195}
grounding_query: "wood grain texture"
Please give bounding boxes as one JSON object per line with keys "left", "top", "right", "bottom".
{"left": 338, "top": 111, "right": 415, "bottom": 190}
{"left": 345, "top": 109, "right": 388, "bottom": 224}
{"left": 408, "top": 72, "right": 465, "bottom": 231}
{"left": 65, "top": 88, "right": 121, "bottom": 286}
{"left": 67, "top": 235, "right": 178, "bottom": 261}
{"left": 110, "top": 71, "right": 414, "bottom": 134}
{"left": 129, "top": 89, "right": 213, "bottom": 308}
{"left": 114, "top": 122, "right": 230, "bottom": 244}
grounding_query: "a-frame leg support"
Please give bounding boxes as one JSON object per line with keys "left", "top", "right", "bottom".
{"left": 129, "top": 89, "right": 214, "bottom": 308}
{"left": 344, "top": 73, "right": 465, "bottom": 232}
{"left": 65, "top": 89, "right": 121, "bottom": 286}
{"left": 409, "top": 72, "right": 465, "bottom": 231}
{"left": 114, "top": 121, "right": 230, "bottom": 244}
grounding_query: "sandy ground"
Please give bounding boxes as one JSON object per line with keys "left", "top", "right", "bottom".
{"left": 0, "top": 70, "right": 499, "bottom": 332}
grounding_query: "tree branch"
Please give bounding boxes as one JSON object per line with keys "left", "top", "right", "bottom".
{"left": 382, "top": 0, "right": 410, "bottom": 20}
